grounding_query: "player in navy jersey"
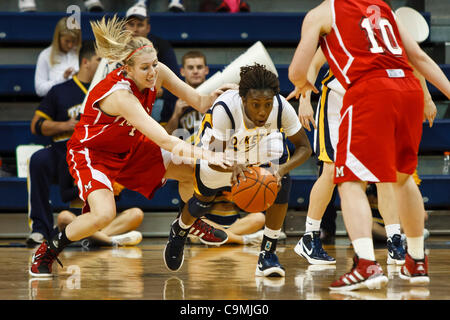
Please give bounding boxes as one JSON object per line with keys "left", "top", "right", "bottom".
{"left": 164, "top": 64, "right": 312, "bottom": 276}
{"left": 26, "top": 41, "right": 100, "bottom": 247}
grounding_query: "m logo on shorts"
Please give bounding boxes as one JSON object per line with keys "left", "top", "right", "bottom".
{"left": 336, "top": 166, "right": 345, "bottom": 177}
{"left": 84, "top": 181, "right": 92, "bottom": 192}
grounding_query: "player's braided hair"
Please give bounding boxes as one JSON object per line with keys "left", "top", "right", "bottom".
{"left": 239, "top": 63, "right": 280, "bottom": 98}
{"left": 90, "top": 15, "right": 155, "bottom": 66}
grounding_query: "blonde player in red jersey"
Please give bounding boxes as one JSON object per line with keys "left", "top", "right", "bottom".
{"left": 289, "top": 0, "right": 450, "bottom": 291}
{"left": 29, "top": 16, "right": 235, "bottom": 277}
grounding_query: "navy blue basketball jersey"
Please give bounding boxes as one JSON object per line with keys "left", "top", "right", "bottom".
{"left": 35, "top": 75, "right": 89, "bottom": 143}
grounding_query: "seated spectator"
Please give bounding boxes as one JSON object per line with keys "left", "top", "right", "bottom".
{"left": 57, "top": 161, "right": 143, "bottom": 247}
{"left": 161, "top": 50, "right": 209, "bottom": 139}
{"left": 34, "top": 17, "right": 81, "bottom": 97}
{"left": 124, "top": 1, "right": 179, "bottom": 119}
{"left": 26, "top": 41, "right": 99, "bottom": 247}
{"left": 134, "top": 0, "right": 186, "bottom": 13}
{"left": 161, "top": 50, "right": 274, "bottom": 246}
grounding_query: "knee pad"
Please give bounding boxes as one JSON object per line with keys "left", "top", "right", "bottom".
{"left": 274, "top": 174, "right": 292, "bottom": 204}
{"left": 187, "top": 195, "right": 213, "bottom": 218}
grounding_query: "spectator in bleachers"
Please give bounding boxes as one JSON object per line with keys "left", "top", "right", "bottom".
{"left": 124, "top": 1, "right": 179, "bottom": 119}
{"left": 162, "top": 51, "right": 271, "bottom": 246}
{"left": 26, "top": 41, "right": 100, "bottom": 247}
{"left": 137, "top": 0, "right": 185, "bottom": 12}
{"left": 34, "top": 17, "right": 81, "bottom": 97}
{"left": 19, "top": 0, "right": 104, "bottom": 12}
{"left": 160, "top": 50, "right": 208, "bottom": 138}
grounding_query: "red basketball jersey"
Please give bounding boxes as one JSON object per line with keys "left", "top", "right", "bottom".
{"left": 69, "top": 67, "right": 157, "bottom": 154}
{"left": 319, "top": 0, "right": 413, "bottom": 90}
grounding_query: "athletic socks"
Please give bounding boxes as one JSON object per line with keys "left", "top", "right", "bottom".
{"left": 305, "top": 216, "right": 321, "bottom": 234}
{"left": 49, "top": 228, "right": 72, "bottom": 253}
{"left": 178, "top": 217, "right": 194, "bottom": 230}
{"left": 406, "top": 236, "right": 425, "bottom": 260}
{"left": 385, "top": 224, "right": 401, "bottom": 239}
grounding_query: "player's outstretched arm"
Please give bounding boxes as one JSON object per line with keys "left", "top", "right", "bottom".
{"left": 397, "top": 20, "right": 450, "bottom": 100}
{"left": 99, "top": 90, "right": 231, "bottom": 168}
{"left": 296, "top": 47, "right": 328, "bottom": 131}
{"left": 158, "top": 62, "right": 237, "bottom": 113}
{"left": 288, "top": 1, "right": 331, "bottom": 97}
{"left": 411, "top": 66, "right": 437, "bottom": 127}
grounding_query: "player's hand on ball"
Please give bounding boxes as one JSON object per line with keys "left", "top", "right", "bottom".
{"left": 231, "top": 164, "right": 251, "bottom": 184}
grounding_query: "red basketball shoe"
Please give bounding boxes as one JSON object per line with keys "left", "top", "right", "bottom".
{"left": 399, "top": 253, "right": 429, "bottom": 284}
{"left": 189, "top": 219, "right": 228, "bottom": 246}
{"left": 29, "top": 241, "right": 63, "bottom": 277}
{"left": 329, "top": 255, "right": 388, "bottom": 291}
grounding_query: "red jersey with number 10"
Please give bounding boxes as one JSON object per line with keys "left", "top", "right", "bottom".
{"left": 69, "top": 67, "right": 157, "bottom": 154}
{"left": 319, "top": 0, "right": 413, "bottom": 90}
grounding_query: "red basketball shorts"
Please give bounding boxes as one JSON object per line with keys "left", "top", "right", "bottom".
{"left": 334, "top": 76, "right": 424, "bottom": 184}
{"left": 67, "top": 136, "right": 166, "bottom": 209}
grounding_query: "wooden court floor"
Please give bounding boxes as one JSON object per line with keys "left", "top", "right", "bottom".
{"left": 1, "top": 236, "right": 449, "bottom": 300}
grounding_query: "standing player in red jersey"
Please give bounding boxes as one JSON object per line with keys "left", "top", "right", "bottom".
{"left": 289, "top": 0, "right": 450, "bottom": 290}
{"left": 29, "top": 16, "right": 235, "bottom": 277}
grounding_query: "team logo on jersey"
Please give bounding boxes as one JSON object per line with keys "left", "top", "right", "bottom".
{"left": 336, "top": 166, "right": 345, "bottom": 178}
{"left": 67, "top": 104, "right": 82, "bottom": 119}
{"left": 84, "top": 181, "right": 92, "bottom": 192}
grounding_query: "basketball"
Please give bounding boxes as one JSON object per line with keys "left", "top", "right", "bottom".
{"left": 231, "top": 166, "right": 278, "bottom": 213}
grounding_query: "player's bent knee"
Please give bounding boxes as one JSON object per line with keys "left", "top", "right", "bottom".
{"left": 92, "top": 210, "right": 116, "bottom": 230}
{"left": 57, "top": 210, "right": 76, "bottom": 230}
{"left": 187, "top": 194, "right": 214, "bottom": 218}
{"left": 129, "top": 207, "right": 144, "bottom": 225}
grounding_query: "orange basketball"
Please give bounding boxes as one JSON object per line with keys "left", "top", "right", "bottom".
{"left": 231, "top": 166, "right": 278, "bottom": 213}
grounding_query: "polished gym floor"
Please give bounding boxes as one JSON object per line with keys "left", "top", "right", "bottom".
{"left": 1, "top": 236, "right": 449, "bottom": 300}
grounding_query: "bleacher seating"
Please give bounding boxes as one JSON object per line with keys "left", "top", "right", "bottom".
{"left": 0, "top": 119, "right": 449, "bottom": 211}
{"left": 0, "top": 12, "right": 308, "bottom": 45}
{"left": 0, "top": 9, "right": 449, "bottom": 216}
{"left": 1, "top": 64, "right": 449, "bottom": 99}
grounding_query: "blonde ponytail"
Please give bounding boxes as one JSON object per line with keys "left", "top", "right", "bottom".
{"left": 90, "top": 15, "right": 155, "bottom": 65}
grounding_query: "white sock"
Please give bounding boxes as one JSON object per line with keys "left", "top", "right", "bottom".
{"left": 352, "top": 238, "right": 376, "bottom": 261}
{"left": 385, "top": 224, "right": 401, "bottom": 238}
{"left": 406, "top": 236, "right": 424, "bottom": 260}
{"left": 305, "top": 216, "right": 321, "bottom": 234}
{"left": 178, "top": 218, "right": 193, "bottom": 230}
{"left": 263, "top": 226, "right": 281, "bottom": 239}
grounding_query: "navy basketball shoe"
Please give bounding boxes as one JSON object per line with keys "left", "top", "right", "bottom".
{"left": 255, "top": 251, "right": 285, "bottom": 277}
{"left": 387, "top": 234, "right": 406, "bottom": 265}
{"left": 294, "top": 231, "right": 336, "bottom": 265}
{"left": 164, "top": 219, "right": 189, "bottom": 272}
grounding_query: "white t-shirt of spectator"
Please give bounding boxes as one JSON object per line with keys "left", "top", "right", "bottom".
{"left": 34, "top": 46, "right": 79, "bottom": 97}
